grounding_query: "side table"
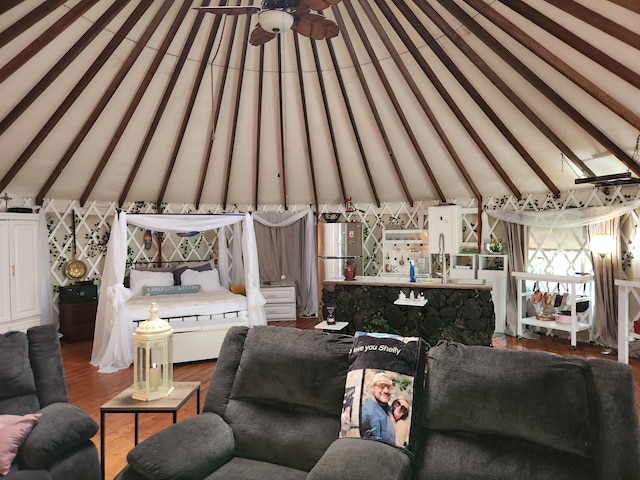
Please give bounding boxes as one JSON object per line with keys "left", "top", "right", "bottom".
{"left": 100, "top": 381, "right": 200, "bottom": 479}
{"left": 315, "top": 320, "right": 349, "bottom": 333}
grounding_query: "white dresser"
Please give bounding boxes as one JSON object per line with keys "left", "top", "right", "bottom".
{"left": 0, "top": 213, "right": 42, "bottom": 333}
{"left": 260, "top": 283, "right": 296, "bottom": 321}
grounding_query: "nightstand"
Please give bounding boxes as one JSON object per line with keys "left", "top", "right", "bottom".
{"left": 260, "top": 283, "right": 296, "bottom": 320}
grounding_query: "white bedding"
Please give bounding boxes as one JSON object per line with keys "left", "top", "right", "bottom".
{"left": 126, "top": 289, "right": 248, "bottom": 322}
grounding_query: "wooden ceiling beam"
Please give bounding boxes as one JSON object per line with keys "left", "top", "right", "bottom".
{"left": 421, "top": 2, "right": 595, "bottom": 179}
{"left": 254, "top": 44, "right": 267, "bottom": 209}
{"left": 309, "top": 38, "right": 348, "bottom": 204}
{"left": 0, "top": 1, "right": 127, "bottom": 136}
{"left": 0, "top": 0, "right": 67, "bottom": 47}
{"left": 497, "top": 0, "right": 640, "bottom": 89}
{"left": 79, "top": 0, "right": 197, "bottom": 207}
{"left": 441, "top": 0, "right": 640, "bottom": 177}
{"left": 222, "top": 9, "right": 254, "bottom": 210}
{"left": 37, "top": 0, "right": 183, "bottom": 205}
{"left": 336, "top": 1, "right": 413, "bottom": 207}
{"left": 377, "top": 0, "right": 521, "bottom": 200}
{"left": 0, "top": 0, "right": 154, "bottom": 197}
{"left": 365, "top": 0, "right": 475, "bottom": 202}
{"left": 543, "top": 0, "right": 640, "bottom": 50}
{"left": 608, "top": 0, "right": 640, "bottom": 15}
{"left": 0, "top": 0, "right": 26, "bottom": 17}
{"left": 116, "top": 1, "right": 219, "bottom": 208}
{"left": 324, "top": 36, "right": 381, "bottom": 207}
{"left": 277, "top": 37, "right": 288, "bottom": 210}
{"left": 194, "top": 4, "right": 235, "bottom": 209}
{"left": 0, "top": 0, "right": 99, "bottom": 84}
{"left": 396, "top": 2, "right": 560, "bottom": 197}
{"left": 462, "top": 0, "right": 640, "bottom": 133}
{"left": 292, "top": 34, "right": 320, "bottom": 209}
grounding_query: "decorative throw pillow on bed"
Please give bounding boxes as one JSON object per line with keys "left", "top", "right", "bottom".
{"left": 180, "top": 268, "right": 221, "bottom": 292}
{"left": 340, "top": 332, "right": 428, "bottom": 452}
{"left": 129, "top": 270, "right": 175, "bottom": 296}
{"left": 172, "top": 262, "right": 212, "bottom": 285}
{"left": 143, "top": 285, "right": 200, "bottom": 296}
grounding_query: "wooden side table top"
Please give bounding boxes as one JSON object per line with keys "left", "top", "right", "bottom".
{"left": 100, "top": 381, "right": 200, "bottom": 413}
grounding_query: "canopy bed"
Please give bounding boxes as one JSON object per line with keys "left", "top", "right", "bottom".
{"left": 91, "top": 213, "right": 266, "bottom": 373}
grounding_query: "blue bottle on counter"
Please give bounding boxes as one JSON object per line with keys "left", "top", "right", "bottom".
{"left": 409, "top": 260, "right": 416, "bottom": 283}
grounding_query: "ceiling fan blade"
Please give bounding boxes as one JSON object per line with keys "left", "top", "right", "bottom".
{"left": 299, "top": 0, "right": 342, "bottom": 11}
{"left": 249, "top": 24, "right": 277, "bottom": 46}
{"left": 193, "top": 6, "right": 261, "bottom": 15}
{"left": 294, "top": 14, "right": 339, "bottom": 40}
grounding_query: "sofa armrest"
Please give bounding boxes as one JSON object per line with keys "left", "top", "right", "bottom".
{"left": 20, "top": 402, "right": 98, "bottom": 469}
{"left": 126, "top": 412, "right": 235, "bottom": 480}
{"left": 308, "top": 438, "right": 412, "bottom": 480}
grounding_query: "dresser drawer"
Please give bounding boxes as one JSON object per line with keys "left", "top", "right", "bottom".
{"left": 264, "top": 302, "right": 297, "bottom": 320}
{"left": 261, "top": 286, "right": 295, "bottom": 304}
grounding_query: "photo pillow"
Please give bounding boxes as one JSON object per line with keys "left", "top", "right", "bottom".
{"left": 340, "top": 332, "right": 428, "bottom": 452}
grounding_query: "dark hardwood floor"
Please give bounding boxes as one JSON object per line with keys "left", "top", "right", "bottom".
{"left": 60, "top": 318, "right": 640, "bottom": 479}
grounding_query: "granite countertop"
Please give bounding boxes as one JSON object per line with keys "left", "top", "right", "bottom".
{"left": 322, "top": 276, "right": 492, "bottom": 292}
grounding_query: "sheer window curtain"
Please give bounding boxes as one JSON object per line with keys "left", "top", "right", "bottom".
{"left": 253, "top": 210, "right": 318, "bottom": 317}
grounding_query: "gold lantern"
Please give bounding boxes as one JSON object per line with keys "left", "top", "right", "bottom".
{"left": 132, "top": 303, "right": 174, "bottom": 401}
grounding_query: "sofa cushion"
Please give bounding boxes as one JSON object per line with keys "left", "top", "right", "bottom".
{"left": 425, "top": 342, "right": 592, "bottom": 457}
{"left": 0, "top": 332, "right": 37, "bottom": 402}
{"left": 415, "top": 430, "right": 596, "bottom": 480}
{"left": 203, "top": 457, "right": 308, "bottom": 480}
{"left": 20, "top": 403, "right": 98, "bottom": 469}
{"left": 0, "top": 413, "right": 41, "bottom": 475}
{"left": 230, "top": 326, "right": 352, "bottom": 416}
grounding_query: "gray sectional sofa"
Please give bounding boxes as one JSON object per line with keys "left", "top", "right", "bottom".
{"left": 0, "top": 325, "right": 100, "bottom": 479}
{"left": 116, "top": 325, "right": 640, "bottom": 480}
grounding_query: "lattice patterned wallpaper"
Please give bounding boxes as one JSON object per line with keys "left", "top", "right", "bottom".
{"left": 31, "top": 185, "right": 640, "bottom": 312}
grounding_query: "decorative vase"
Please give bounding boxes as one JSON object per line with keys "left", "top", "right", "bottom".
{"left": 344, "top": 261, "right": 356, "bottom": 281}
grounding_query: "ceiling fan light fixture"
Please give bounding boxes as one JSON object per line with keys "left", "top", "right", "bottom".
{"left": 259, "top": 10, "right": 294, "bottom": 33}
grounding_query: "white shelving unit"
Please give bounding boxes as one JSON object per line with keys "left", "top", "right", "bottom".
{"left": 449, "top": 254, "right": 477, "bottom": 280}
{"left": 478, "top": 255, "right": 508, "bottom": 334}
{"left": 512, "top": 272, "right": 594, "bottom": 349}
{"left": 381, "top": 229, "right": 429, "bottom": 277}
{"left": 615, "top": 278, "right": 640, "bottom": 364}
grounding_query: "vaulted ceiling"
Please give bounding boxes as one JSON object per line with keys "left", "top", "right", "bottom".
{"left": 1, "top": 0, "right": 639, "bottom": 209}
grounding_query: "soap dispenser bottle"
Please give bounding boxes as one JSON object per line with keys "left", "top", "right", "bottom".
{"left": 409, "top": 260, "right": 416, "bottom": 283}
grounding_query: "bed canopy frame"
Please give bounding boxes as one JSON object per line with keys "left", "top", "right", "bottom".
{"left": 90, "top": 212, "right": 266, "bottom": 373}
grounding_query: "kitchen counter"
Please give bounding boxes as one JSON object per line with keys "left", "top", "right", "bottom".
{"left": 321, "top": 276, "right": 495, "bottom": 346}
{"left": 322, "top": 276, "right": 492, "bottom": 292}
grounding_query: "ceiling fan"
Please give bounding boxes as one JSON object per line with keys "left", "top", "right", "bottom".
{"left": 194, "top": 0, "right": 342, "bottom": 46}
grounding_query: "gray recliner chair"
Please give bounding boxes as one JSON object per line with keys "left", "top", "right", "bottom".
{"left": 0, "top": 325, "right": 100, "bottom": 479}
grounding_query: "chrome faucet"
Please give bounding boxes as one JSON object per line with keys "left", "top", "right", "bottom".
{"left": 438, "top": 233, "right": 448, "bottom": 284}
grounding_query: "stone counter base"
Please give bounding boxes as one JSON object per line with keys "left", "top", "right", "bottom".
{"left": 322, "top": 284, "right": 495, "bottom": 346}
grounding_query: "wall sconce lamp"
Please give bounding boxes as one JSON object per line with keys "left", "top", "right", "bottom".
{"left": 589, "top": 233, "right": 615, "bottom": 258}
{"left": 132, "top": 303, "right": 174, "bottom": 401}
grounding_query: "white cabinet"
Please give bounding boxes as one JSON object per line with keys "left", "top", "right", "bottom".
{"left": 260, "top": 284, "right": 296, "bottom": 321}
{"left": 0, "top": 214, "right": 41, "bottom": 333}
{"left": 478, "top": 255, "right": 508, "bottom": 334}
{"left": 428, "top": 205, "right": 461, "bottom": 254}
{"left": 449, "top": 254, "right": 477, "bottom": 280}
{"left": 512, "top": 272, "right": 593, "bottom": 349}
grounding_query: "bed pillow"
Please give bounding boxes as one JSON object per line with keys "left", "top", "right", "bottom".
{"left": 143, "top": 285, "right": 201, "bottom": 296}
{"left": 180, "top": 269, "right": 221, "bottom": 292}
{"left": 172, "top": 262, "right": 212, "bottom": 285}
{"left": 340, "top": 332, "right": 428, "bottom": 452}
{"left": 129, "top": 270, "right": 175, "bottom": 296}
{"left": 0, "top": 413, "right": 41, "bottom": 475}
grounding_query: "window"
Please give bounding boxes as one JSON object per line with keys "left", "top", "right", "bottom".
{"left": 527, "top": 226, "right": 593, "bottom": 275}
